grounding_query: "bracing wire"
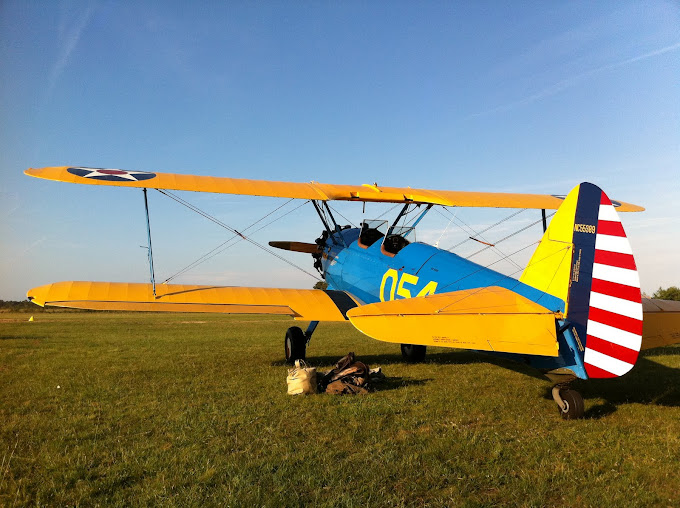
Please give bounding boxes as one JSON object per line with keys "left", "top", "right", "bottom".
{"left": 376, "top": 203, "right": 401, "bottom": 220}
{"left": 163, "top": 198, "right": 295, "bottom": 282}
{"left": 156, "top": 190, "right": 321, "bottom": 281}
{"left": 390, "top": 204, "right": 563, "bottom": 310}
{"left": 464, "top": 211, "right": 555, "bottom": 260}
{"left": 435, "top": 207, "right": 529, "bottom": 271}
{"left": 435, "top": 241, "right": 572, "bottom": 313}
{"left": 434, "top": 210, "right": 457, "bottom": 248}
{"left": 434, "top": 209, "right": 559, "bottom": 299}
{"left": 162, "top": 198, "right": 308, "bottom": 283}
{"left": 448, "top": 208, "right": 526, "bottom": 249}
{"left": 327, "top": 204, "right": 356, "bottom": 228}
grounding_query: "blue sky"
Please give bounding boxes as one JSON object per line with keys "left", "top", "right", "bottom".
{"left": 1, "top": 1, "right": 678, "bottom": 300}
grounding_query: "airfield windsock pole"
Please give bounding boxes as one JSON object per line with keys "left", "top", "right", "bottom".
{"left": 142, "top": 188, "right": 157, "bottom": 297}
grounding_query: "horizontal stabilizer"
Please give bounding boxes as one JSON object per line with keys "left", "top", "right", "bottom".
{"left": 641, "top": 298, "right": 680, "bottom": 350}
{"left": 346, "top": 287, "right": 561, "bottom": 356}
{"left": 25, "top": 166, "right": 645, "bottom": 211}
{"left": 268, "top": 241, "right": 320, "bottom": 253}
{"left": 27, "top": 281, "right": 358, "bottom": 321}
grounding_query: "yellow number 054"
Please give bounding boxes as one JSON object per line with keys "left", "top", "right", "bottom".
{"left": 380, "top": 269, "right": 438, "bottom": 302}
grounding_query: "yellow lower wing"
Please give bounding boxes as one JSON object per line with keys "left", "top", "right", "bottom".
{"left": 346, "top": 287, "right": 561, "bottom": 356}
{"left": 27, "top": 281, "right": 358, "bottom": 321}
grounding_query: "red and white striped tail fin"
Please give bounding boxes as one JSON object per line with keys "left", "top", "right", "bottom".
{"left": 563, "top": 184, "right": 643, "bottom": 379}
{"left": 582, "top": 193, "right": 642, "bottom": 378}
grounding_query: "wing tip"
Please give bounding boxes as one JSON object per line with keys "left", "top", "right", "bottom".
{"left": 26, "top": 291, "right": 45, "bottom": 307}
{"left": 25, "top": 166, "right": 69, "bottom": 181}
{"left": 618, "top": 202, "right": 645, "bottom": 212}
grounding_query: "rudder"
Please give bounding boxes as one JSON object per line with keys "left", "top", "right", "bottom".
{"left": 520, "top": 183, "right": 643, "bottom": 378}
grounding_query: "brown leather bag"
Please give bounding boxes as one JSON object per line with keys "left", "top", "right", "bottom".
{"left": 320, "top": 352, "right": 370, "bottom": 394}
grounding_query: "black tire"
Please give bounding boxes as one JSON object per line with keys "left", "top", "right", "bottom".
{"left": 558, "top": 388, "right": 585, "bottom": 420}
{"left": 285, "top": 326, "right": 306, "bottom": 364}
{"left": 401, "top": 344, "right": 426, "bottom": 363}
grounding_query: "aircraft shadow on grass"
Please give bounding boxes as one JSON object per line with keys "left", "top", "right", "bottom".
{"left": 370, "top": 376, "right": 433, "bottom": 392}
{"left": 274, "top": 347, "right": 680, "bottom": 415}
{"left": 442, "top": 348, "right": 680, "bottom": 418}
{"left": 574, "top": 352, "right": 680, "bottom": 419}
{"left": 284, "top": 350, "right": 550, "bottom": 381}
{"left": 275, "top": 350, "right": 550, "bottom": 394}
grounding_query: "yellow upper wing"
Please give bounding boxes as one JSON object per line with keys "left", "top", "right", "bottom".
{"left": 346, "top": 286, "right": 561, "bottom": 356}
{"left": 27, "top": 281, "right": 359, "bottom": 322}
{"left": 25, "top": 166, "right": 645, "bottom": 211}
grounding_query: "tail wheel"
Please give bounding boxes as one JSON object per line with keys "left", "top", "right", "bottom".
{"left": 558, "top": 388, "right": 585, "bottom": 420}
{"left": 285, "top": 326, "right": 306, "bottom": 364}
{"left": 401, "top": 344, "right": 426, "bottom": 363}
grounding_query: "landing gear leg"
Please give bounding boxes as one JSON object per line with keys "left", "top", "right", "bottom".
{"left": 401, "top": 344, "right": 427, "bottom": 363}
{"left": 552, "top": 384, "right": 585, "bottom": 420}
{"left": 305, "top": 321, "right": 319, "bottom": 345}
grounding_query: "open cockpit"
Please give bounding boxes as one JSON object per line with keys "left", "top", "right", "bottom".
{"left": 358, "top": 219, "right": 387, "bottom": 248}
{"left": 357, "top": 219, "right": 415, "bottom": 257}
{"left": 380, "top": 225, "right": 414, "bottom": 256}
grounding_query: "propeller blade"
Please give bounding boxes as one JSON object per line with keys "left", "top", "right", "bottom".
{"left": 268, "top": 241, "right": 321, "bottom": 254}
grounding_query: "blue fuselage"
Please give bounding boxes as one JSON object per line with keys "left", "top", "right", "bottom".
{"left": 319, "top": 227, "right": 587, "bottom": 379}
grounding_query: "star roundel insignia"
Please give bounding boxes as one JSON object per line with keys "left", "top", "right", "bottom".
{"left": 67, "top": 167, "right": 157, "bottom": 182}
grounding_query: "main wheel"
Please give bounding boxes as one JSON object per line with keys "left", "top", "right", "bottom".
{"left": 284, "top": 326, "right": 306, "bottom": 364}
{"left": 558, "top": 388, "right": 585, "bottom": 420}
{"left": 401, "top": 344, "right": 426, "bottom": 363}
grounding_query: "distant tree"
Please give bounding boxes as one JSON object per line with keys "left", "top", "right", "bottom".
{"left": 652, "top": 286, "right": 680, "bottom": 301}
{"left": 0, "top": 300, "right": 89, "bottom": 313}
{"left": 313, "top": 281, "right": 328, "bottom": 290}
{"left": 0, "top": 300, "right": 41, "bottom": 312}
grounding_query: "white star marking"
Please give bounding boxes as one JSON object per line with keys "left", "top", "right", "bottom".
{"left": 76, "top": 168, "right": 154, "bottom": 181}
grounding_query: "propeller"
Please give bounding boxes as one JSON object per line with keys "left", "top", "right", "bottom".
{"left": 268, "top": 241, "right": 321, "bottom": 254}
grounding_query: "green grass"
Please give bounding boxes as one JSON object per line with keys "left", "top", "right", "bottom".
{"left": 1, "top": 312, "right": 680, "bottom": 506}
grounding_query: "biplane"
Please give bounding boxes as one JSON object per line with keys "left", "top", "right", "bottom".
{"left": 25, "top": 166, "right": 680, "bottom": 419}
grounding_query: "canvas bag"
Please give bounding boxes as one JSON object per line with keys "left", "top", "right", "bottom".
{"left": 286, "top": 360, "right": 317, "bottom": 395}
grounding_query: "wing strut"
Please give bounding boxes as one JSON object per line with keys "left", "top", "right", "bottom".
{"left": 312, "top": 200, "right": 347, "bottom": 246}
{"left": 542, "top": 209, "right": 547, "bottom": 232}
{"left": 386, "top": 202, "right": 432, "bottom": 239}
{"left": 407, "top": 203, "right": 433, "bottom": 233}
{"left": 142, "top": 188, "right": 157, "bottom": 297}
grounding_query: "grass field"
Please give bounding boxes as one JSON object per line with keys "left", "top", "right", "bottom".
{"left": 1, "top": 311, "right": 680, "bottom": 506}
